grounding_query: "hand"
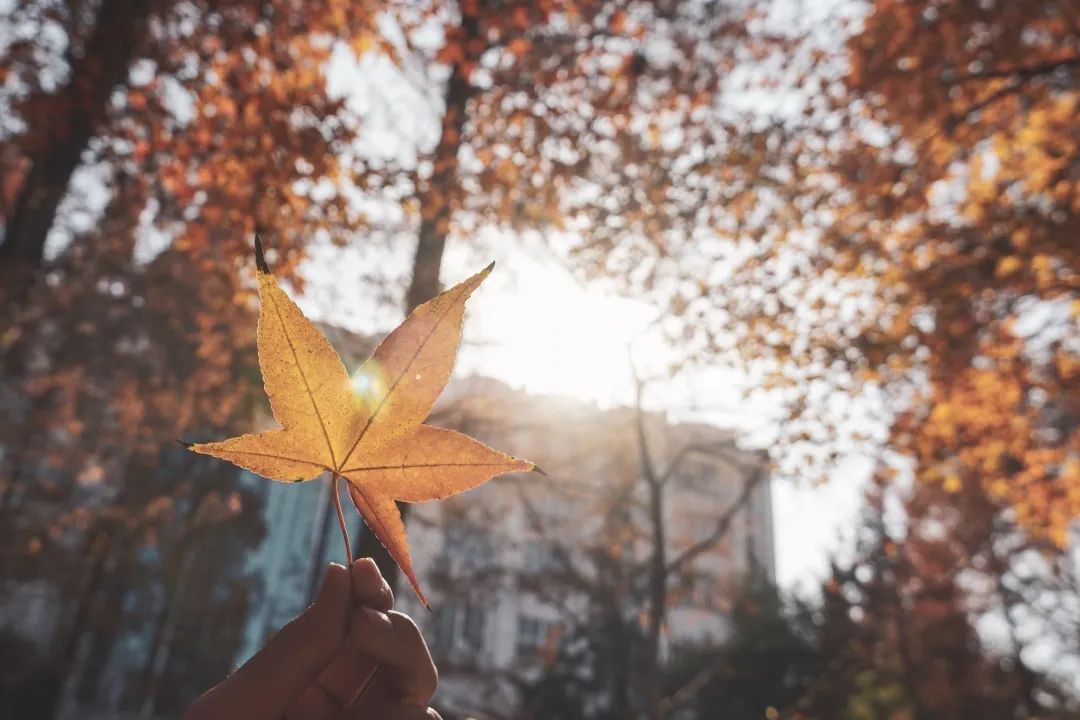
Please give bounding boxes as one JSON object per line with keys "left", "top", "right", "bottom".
{"left": 184, "top": 558, "right": 440, "bottom": 720}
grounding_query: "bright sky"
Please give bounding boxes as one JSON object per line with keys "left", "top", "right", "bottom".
{"left": 453, "top": 247, "right": 670, "bottom": 405}
{"left": 309, "top": 7, "right": 876, "bottom": 593}
{"left": 300, "top": 235, "right": 872, "bottom": 594}
{"left": 460, "top": 255, "right": 872, "bottom": 595}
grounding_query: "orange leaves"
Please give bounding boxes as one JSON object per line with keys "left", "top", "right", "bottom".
{"left": 507, "top": 37, "right": 532, "bottom": 58}
{"left": 822, "top": 0, "right": 1080, "bottom": 549}
{"left": 436, "top": 41, "right": 465, "bottom": 67}
{"left": 127, "top": 90, "right": 148, "bottom": 111}
{"left": 995, "top": 256, "right": 1022, "bottom": 278}
{"left": 914, "top": 359, "right": 1079, "bottom": 547}
{"left": 189, "top": 238, "right": 535, "bottom": 605}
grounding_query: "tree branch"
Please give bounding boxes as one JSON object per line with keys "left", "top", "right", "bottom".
{"left": 660, "top": 664, "right": 718, "bottom": 716}
{"left": 951, "top": 55, "right": 1080, "bottom": 83}
{"left": 664, "top": 466, "right": 764, "bottom": 577}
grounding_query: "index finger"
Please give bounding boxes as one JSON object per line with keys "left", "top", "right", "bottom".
{"left": 284, "top": 559, "right": 396, "bottom": 718}
{"left": 184, "top": 563, "right": 351, "bottom": 720}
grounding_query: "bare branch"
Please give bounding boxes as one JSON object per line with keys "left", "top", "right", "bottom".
{"left": 660, "top": 664, "right": 718, "bottom": 716}
{"left": 665, "top": 467, "right": 765, "bottom": 577}
{"left": 951, "top": 55, "right": 1080, "bottom": 83}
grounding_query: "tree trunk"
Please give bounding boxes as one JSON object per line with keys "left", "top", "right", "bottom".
{"left": 644, "top": 475, "right": 666, "bottom": 719}
{"left": 139, "top": 539, "right": 197, "bottom": 718}
{"left": 633, "top": 373, "right": 667, "bottom": 720}
{"left": 0, "top": 0, "right": 151, "bottom": 325}
{"left": 354, "top": 3, "right": 482, "bottom": 590}
{"left": 73, "top": 553, "right": 127, "bottom": 707}
{"left": 35, "top": 526, "right": 114, "bottom": 720}
{"left": 41, "top": 457, "right": 151, "bottom": 718}
{"left": 642, "top": 438, "right": 666, "bottom": 717}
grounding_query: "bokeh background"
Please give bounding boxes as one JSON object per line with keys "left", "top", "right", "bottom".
{"left": 1, "top": 0, "right": 1078, "bottom": 718}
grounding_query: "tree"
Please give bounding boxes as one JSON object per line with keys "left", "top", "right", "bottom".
{"left": 346, "top": 0, "right": 786, "bottom": 583}
{"left": 2, "top": 0, "right": 799, "bottom": 594}
{"left": 0, "top": 0, "right": 379, "bottom": 323}
{"left": 406, "top": 373, "right": 770, "bottom": 719}
{"left": 792, "top": 481, "right": 1079, "bottom": 720}
{"left": 3, "top": 0, "right": 786, "bottom": 707}
{"left": 826, "top": 0, "right": 1080, "bottom": 545}
{"left": 0, "top": 3, "right": 384, "bottom": 715}
{"left": 549, "top": 0, "right": 1080, "bottom": 546}
{"left": 866, "top": 1, "right": 1078, "bottom": 539}
{"left": 0, "top": 0, "right": 153, "bottom": 317}
{"left": 668, "top": 581, "right": 823, "bottom": 720}
{"left": 0, "top": 0, "right": 390, "bottom": 510}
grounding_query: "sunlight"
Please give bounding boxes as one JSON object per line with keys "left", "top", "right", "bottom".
{"left": 350, "top": 363, "right": 386, "bottom": 407}
{"left": 461, "top": 262, "right": 671, "bottom": 407}
{"left": 351, "top": 370, "right": 373, "bottom": 394}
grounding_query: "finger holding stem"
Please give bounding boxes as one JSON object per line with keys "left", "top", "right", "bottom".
{"left": 330, "top": 472, "right": 383, "bottom": 700}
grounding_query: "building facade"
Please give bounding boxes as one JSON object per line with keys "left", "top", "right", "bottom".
{"left": 238, "top": 371, "right": 774, "bottom": 717}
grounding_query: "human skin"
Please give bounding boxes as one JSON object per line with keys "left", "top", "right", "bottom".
{"left": 183, "top": 558, "right": 441, "bottom": 720}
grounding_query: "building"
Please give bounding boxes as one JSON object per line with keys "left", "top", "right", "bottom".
{"left": 238, "top": 360, "right": 774, "bottom": 717}
{"left": 400, "top": 376, "right": 774, "bottom": 715}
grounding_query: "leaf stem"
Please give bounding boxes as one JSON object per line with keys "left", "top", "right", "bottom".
{"left": 331, "top": 472, "right": 352, "bottom": 565}
{"left": 331, "top": 471, "right": 382, "bottom": 702}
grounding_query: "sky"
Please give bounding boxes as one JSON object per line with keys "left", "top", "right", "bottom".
{"left": 300, "top": 235, "right": 873, "bottom": 595}
{"left": 467, "top": 270, "right": 873, "bottom": 596}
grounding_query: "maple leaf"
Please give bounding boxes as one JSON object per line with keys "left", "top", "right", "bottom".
{"left": 188, "top": 237, "right": 535, "bottom": 606}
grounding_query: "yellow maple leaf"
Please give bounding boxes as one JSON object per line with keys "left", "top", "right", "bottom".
{"left": 188, "top": 237, "right": 535, "bottom": 606}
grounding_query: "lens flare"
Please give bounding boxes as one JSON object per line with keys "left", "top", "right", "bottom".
{"left": 350, "top": 364, "right": 385, "bottom": 406}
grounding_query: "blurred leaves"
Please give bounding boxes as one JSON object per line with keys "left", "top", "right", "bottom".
{"left": 833, "top": 0, "right": 1080, "bottom": 544}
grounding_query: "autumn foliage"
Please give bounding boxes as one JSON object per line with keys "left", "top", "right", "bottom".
{"left": 834, "top": 0, "right": 1080, "bottom": 543}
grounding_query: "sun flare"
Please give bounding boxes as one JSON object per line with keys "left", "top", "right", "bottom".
{"left": 462, "top": 264, "right": 669, "bottom": 407}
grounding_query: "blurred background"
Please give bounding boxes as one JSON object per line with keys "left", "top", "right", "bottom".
{"left": 0, "top": 0, "right": 1078, "bottom": 718}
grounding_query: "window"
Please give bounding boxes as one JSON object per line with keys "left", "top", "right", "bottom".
{"left": 688, "top": 511, "right": 717, "bottom": 544}
{"left": 462, "top": 603, "right": 486, "bottom": 651}
{"left": 433, "top": 600, "right": 488, "bottom": 656}
{"left": 523, "top": 541, "right": 558, "bottom": 574}
{"left": 516, "top": 615, "right": 558, "bottom": 660}
{"left": 444, "top": 525, "right": 496, "bottom": 571}
{"left": 688, "top": 574, "right": 718, "bottom": 609}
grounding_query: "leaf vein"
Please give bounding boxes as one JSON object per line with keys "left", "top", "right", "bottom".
{"left": 349, "top": 484, "right": 401, "bottom": 560}
{"left": 341, "top": 462, "right": 518, "bottom": 474}
{"left": 210, "top": 448, "right": 328, "bottom": 469}
{"left": 266, "top": 288, "right": 338, "bottom": 468}
{"left": 337, "top": 285, "right": 464, "bottom": 469}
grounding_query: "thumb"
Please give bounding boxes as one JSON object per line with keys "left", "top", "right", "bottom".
{"left": 185, "top": 564, "right": 351, "bottom": 720}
